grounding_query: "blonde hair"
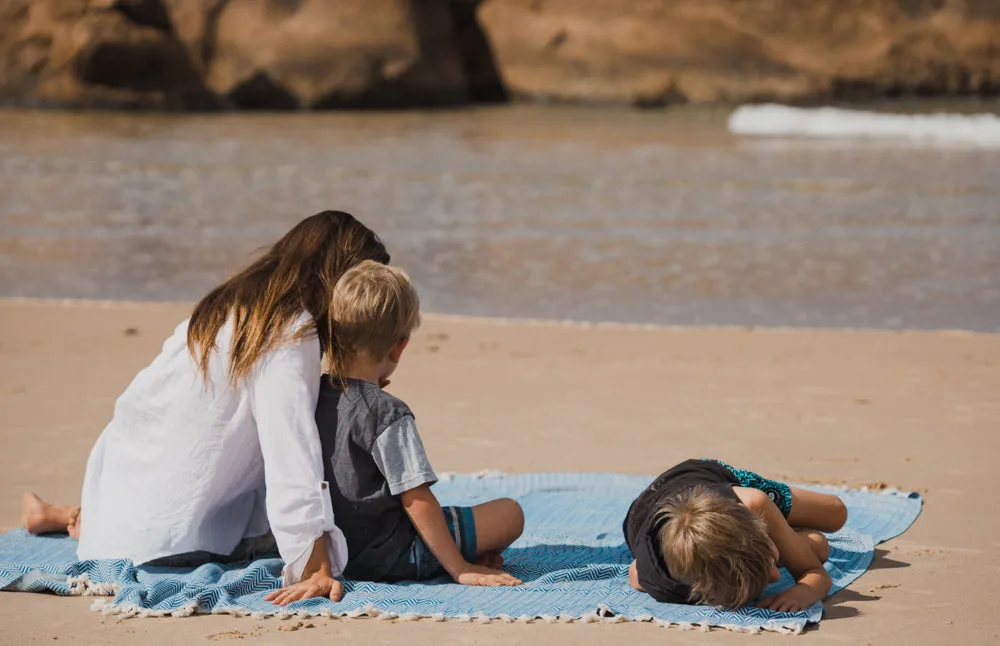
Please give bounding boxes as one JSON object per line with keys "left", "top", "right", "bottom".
{"left": 655, "top": 486, "right": 774, "bottom": 609}
{"left": 330, "top": 260, "right": 421, "bottom": 377}
{"left": 187, "top": 211, "right": 389, "bottom": 385}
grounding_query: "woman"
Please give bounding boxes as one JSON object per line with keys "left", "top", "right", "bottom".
{"left": 22, "top": 210, "right": 389, "bottom": 605}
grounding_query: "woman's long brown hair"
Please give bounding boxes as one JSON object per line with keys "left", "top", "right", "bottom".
{"left": 186, "top": 211, "right": 390, "bottom": 385}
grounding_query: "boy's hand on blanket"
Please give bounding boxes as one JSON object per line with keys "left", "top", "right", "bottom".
{"left": 265, "top": 572, "right": 344, "bottom": 606}
{"left": 455, "top": 564, "right": 521, "bottom": 587}
{"left": 756, "top": 583, "right": 820, "bottom": 613}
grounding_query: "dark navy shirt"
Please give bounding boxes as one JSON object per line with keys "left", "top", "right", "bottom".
{"left": 622, "top": 459, "right": 741, "bottom": 603}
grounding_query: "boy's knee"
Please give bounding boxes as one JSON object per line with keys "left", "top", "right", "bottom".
{"left": 823, "top": 497, "right": 848, "bottom": 533}
{"left": 832, "top": 498, "right": 848, "bottom": 531}
{"left": 810, "top": 532, "right": 830, "bottom": 562}
{"left": 502, "top": 498, "right": 525, "bottom": 536}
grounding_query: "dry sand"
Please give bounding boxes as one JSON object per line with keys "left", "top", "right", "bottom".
{"left": 0, "top": 299, "right": 998, "bottom": 645}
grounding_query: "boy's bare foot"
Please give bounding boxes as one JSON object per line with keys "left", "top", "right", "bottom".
{"left": 21, "top": 492, "right": 80, "bottom": 537}
{"left": 475, "top": 551, "right": 504, "bottom": 569}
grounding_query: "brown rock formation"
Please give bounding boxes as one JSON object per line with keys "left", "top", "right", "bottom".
{"left": 0, "top": 0, "right": 475, "bottom": 109}
{"left": 0, "top": 0, "right": 216, "bottom": 109}
{"left": 2, "top": 0, "right": 997, "bottom": 110}
{"left": 167, "top": 0, "right": 468, "bottom": 109}
{"left": 476, "top": 0, "right": 1000, "bottom": 105}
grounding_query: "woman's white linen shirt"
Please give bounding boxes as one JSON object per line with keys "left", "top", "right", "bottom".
{"left": 77, "top": 315, "right": 347, "bottom": 584}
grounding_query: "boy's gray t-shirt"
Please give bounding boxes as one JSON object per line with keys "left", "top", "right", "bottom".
{"left": 315, "top": 378, "right": 437, "bottom": 581}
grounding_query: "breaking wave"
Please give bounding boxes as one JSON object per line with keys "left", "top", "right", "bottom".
{"left": 728, "top": 104, "right": 1000, "bottom": 147}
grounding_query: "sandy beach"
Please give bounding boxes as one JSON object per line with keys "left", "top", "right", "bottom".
{"left": 0, "top": 298, "right": 998, "bottom": 645}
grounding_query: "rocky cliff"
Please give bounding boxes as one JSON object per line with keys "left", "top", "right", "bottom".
{"left": 479, "top": 0, "right": 1000, "bottom": 106}
{"left": 0, "top": 0, "right": 474, "bottom": 109}
{"left": 0, "top": 0, "right": 996, "bottom": 110}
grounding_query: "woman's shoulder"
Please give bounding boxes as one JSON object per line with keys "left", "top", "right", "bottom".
{"left": 243, "top": 316, "right": 322, "bottom": 388}
{"left": 214, "top": 311, "right": 316, "bottom": 345}
{"left": 271, "top": 312, "right": 318, "bottom": 346}
{"left": 253, "top": 314, "right": 320, "bottom": 357}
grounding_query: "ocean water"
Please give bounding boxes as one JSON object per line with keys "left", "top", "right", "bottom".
{"left": 1, "top": 106, "right": 998, "bottom": 330}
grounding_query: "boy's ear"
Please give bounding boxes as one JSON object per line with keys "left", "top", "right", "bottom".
{"left": 388, "top": 337, "right": 409, "bottom": 363}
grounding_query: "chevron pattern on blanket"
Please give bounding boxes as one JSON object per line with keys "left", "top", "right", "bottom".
{"left": 0, "top": 473, "right": 921, "bottom": 633}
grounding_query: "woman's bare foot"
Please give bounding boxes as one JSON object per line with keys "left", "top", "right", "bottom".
{"left": 67, "top": 508, "right": 81, "bottom": 540}
{"left": 475, "top": 551, "right": 504, "bottom": 569}
{"left": 21, "top": 492, "right": 80, "bottom": 537}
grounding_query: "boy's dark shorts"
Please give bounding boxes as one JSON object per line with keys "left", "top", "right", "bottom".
{"left": 381, "top": 506, "right": 478, "bottom": 581}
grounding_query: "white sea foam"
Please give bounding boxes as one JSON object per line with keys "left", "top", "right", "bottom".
{"left": 728, "top": 104, "right": 1000, "bottom": 147}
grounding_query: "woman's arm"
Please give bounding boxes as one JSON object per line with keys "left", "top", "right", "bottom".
{"left": 264, "top": 535, "right": 342, "bottom": 605}
{"left": 249, "top": 334, "right": 347, "bottom": 601}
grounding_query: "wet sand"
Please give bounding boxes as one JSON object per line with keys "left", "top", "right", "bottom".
{"left": 1, "top": 299, "right": 998, "bottom": 644}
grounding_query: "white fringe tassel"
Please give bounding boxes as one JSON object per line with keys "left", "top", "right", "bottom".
{"left": 89, "top": 597, "right": 809, "bottom": 635}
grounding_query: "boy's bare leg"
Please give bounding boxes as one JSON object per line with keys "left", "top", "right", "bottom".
{"left": 22, "top": 493, "right": 81, "bottom": 538}
{"left": 786, "top": 487, "right": 848, "bottom": 533}
{"left": 795, "top": 529, "right": 830, "bottom": 562}
{"left": 470, "top": 498, "right": 525, "bottom": 568}
{"left": 475, "top": 552, "right": 505, "bottom": 568}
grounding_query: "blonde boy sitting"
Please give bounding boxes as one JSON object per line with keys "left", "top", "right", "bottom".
{"left": 272, "top": 261, "right": 523, "bottom": 602}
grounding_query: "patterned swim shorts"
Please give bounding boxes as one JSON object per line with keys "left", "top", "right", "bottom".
{"left": 709, "top": 459, "right": 793, "bottom": 517}
{"left": 382, "top": 505, "right": 478, "bottom": 581}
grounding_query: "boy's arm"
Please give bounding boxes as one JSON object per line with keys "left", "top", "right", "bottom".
{"left": 735, "top": 487, "right": 831, "bottom": 612}
{"left": 628, "top": 560, "right": 645, "bottom": 591}
{"left": 401, "top": 485, "right": 520, "bottom": 586}
{"left": 370, "top": 414, "right": 517, "bottom": 586}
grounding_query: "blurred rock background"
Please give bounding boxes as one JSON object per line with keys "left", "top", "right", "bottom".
{"left": 1, "top": 0, "right": 997, "bottom": 111}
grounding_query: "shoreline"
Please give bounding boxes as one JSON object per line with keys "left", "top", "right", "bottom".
{"left": 2, "top": 297, "right": 993, "bottom": 337}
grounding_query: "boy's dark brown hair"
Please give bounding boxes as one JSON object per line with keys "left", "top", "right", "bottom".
{"left": 187, "top": 210, "right": 389, "bottom": 385}
{"left": 655, "top": 486, "right": 774, "bottom": 609}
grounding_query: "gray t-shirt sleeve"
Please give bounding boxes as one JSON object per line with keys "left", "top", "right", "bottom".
{"left": 371, "top": 416, "right": 438, "bottom": 496}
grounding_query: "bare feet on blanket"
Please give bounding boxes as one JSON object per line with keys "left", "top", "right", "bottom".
{"left": 21, "top": 492, "right": 81, "bottom": 539}
{"left": 67, "top": 508, "right": 81, "bottom": 540}
{"left": 475, "top": 551, "right": 504, "bottom": 569}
